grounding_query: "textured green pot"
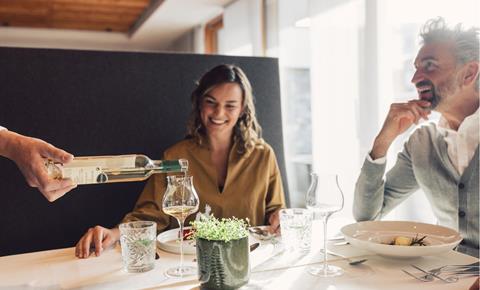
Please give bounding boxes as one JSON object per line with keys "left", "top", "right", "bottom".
{"left": 196, "top": 236, "right": 250, "bottom": 290}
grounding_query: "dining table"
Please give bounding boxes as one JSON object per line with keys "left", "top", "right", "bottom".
{"left": 0, "top": 220, "right": 478, "bottom": 290}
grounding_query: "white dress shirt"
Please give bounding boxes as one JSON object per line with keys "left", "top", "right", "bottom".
{"left": 437, "top": 109, "right": 479, "bottom": 175}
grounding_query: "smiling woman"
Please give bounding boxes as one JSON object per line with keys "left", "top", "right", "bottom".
{"left": 74, "top": 64, "right": 287, "bottom": 259}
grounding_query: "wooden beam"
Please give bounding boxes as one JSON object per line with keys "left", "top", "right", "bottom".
{"left": 127, "top": 0, "right": 164, "bottom": 37}
{"left": 52, "top": 3, "right": 145, "bottom": 15}
{"left": 53, "top": 0, "right": 150, "bottom": 8}
{"left": 0, "top": 0, "right": 151, "bottom": 32}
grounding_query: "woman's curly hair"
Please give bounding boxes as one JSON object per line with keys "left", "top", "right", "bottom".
{"left": 187, "top": 64, "right": 262, "bottom": 155}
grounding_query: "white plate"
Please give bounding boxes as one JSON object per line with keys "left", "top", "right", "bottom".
{"left": 341, "top": 221, "right": 462, "bottom": 258}
{"left": 157, "top": 227, "right": 196, "bottom": 255}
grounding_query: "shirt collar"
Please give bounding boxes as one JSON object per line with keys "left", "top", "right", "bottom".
{"left": 437, "top": 108, "right": 479, "bottom": 138}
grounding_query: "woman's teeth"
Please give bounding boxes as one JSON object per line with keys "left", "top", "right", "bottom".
{"left": 210, "top": 118, "right": 226, "bottom": 125}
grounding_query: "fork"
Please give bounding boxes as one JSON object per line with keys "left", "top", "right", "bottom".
{"left": 419, "top": 262, "right": 479, "bottom": 281}
{"left": 321, "top": 249, "right": 368, "bottom": 265}
{"left": 428, "top": 261, "right": 479, "bottom": 274}
{"left": 409, "top": 264, "right": 459, "bottom": 283}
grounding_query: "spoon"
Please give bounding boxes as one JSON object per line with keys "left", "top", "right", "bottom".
{"left": 321, "top": 249, "right": 368, "bottom": 265}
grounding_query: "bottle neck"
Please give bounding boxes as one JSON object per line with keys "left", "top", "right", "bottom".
{"left": 152, "top": 159, "right": 188, "bottom": 173}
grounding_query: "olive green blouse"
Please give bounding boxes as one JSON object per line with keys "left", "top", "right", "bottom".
{"left": 122, "top": 137, "right": 286, "bottom": 233}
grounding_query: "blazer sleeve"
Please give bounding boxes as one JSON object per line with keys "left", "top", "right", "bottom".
{"left": 353, "top": 141, "right": 420, "bottom": 221}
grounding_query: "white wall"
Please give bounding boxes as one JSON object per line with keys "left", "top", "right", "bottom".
{"left": 0, "top": 27, "right": 148, "bottom": 51}
{"left": 277, "top": 0, "right": 310, "bottom": 68}
{"left": 217, "top": 0, "right": 263, "bottom": 56}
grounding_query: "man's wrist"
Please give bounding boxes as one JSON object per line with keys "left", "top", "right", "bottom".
{"left": 0, "top": 130, "right": 23, "bottom": 160}
{"left": 0, "top": 129, "right": 13, "bottom": 158}
{"left": 370, "top": 137, "right": 393, "bottom": 160}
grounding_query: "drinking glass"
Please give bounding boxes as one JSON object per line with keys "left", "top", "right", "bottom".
{"left": 119, "top": 221, "right": 157, "bottom": 273}
{"left": 162, "top": 175, "right": 200, "bottom": 277}
{"left": 279, "top": 208, "right": 313, "bottom": 252}
{"left": 306, "top": 173, "right": 345, "bottom": 277}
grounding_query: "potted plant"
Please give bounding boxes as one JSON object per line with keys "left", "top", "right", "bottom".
{"left": 191, "top": 214, "right": 250, "bottom": 290}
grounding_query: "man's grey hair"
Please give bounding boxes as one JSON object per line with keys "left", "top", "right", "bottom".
{"left": 420, "top": 17, "right": 479, "bottom": 90}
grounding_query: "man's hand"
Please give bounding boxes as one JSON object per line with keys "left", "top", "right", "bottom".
{"left": 371, "top": 100, "right": 431, "bottom": 159}
{"left": 75, "top": 226, "right": 120, "bottom": 258}
{"left": 0, "top": 130, "right": 76, "bottom": 201}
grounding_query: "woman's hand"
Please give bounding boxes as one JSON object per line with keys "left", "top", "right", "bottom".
{"left": 75, "top": 226, "right": 120, "bottom": 258}
{"left": 267, "top": 209, "right": 281, "bottom": 234}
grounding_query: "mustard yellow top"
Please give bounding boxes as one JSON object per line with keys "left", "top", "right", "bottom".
{"left": 122, "top": 138, "right": 286, "bottom": 232}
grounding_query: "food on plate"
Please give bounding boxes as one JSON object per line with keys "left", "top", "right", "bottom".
{"left": 386, "top": 234, "right": 428, "bottom": 246}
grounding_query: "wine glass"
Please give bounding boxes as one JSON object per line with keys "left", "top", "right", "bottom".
{"left": 162, "top": 175, "right": 200, "bottom": 277}
{"left": 306, "top": 172, "right": 345, "bottom": 277}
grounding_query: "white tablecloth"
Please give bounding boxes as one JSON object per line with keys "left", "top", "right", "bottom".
{"left": 0, "top": 237, "right": 478, "bottom": 290}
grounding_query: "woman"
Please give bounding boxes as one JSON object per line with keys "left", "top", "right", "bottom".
{"left": 75, "top": 64, "right": 286, "bottom": 258}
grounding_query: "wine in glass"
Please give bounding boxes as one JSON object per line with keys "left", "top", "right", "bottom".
{"left": 162, "top": 175, "right": 200, "bottom": 277}
{"left": 306, "top": 172, "right": 345, "bottom": 277}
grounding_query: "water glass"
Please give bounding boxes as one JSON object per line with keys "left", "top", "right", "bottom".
{"left": 119, "top": 221, "right": 157, "bottom": 273}
{"left": 279, "top": 208, "right": 313, "bottom": 252}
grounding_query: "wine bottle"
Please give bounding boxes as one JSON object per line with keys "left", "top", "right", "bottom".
{"left": 45, "top": 154, "right": 188, "bottom": 185}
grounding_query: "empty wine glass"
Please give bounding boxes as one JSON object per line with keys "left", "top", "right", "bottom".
{"left": 306, "top": 172, "right": 345, "bottom": 277}
{"left": 162, "top": 175, "right": 200, "bottom": 277}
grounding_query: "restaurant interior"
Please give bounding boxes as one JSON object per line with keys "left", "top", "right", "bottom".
{"left": 0, "top": 0, "right": 478, "bottom": 289}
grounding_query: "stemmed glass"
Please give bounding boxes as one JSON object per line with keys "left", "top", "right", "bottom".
{"left": 162, "top": 175, "right": 200, "bottom": 277}
{"left": 306, "top": 172, "right": 345, "bottom": 277}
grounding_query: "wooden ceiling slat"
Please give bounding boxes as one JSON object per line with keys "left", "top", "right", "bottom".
{"left": 50, "top": 21, "right": 130, "bottom": 31}
{"left": 0, "top": 0, "right": 152, "bottom": 32}
{"left": 52, "top": 3, "right": 144, "bottom": 16}
{"left": 53, "top": 0, "right": 150, "bottom": 9}
{"left": 0, "top": 5, "right": 49, "bottom": 16}
{"left": 52, "top": 12, "right": 138, "bottom": 24}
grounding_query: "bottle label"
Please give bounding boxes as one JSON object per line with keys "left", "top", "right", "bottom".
{"left": 67, "top": 156, "right": 136, "bottom": 169}
{"left": 60, "top": 156, "right": 136, "bottom": 184}
{"left": 61, "top": 166, "right": 105, "bottom": 184}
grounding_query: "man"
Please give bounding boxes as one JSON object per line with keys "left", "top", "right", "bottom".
{"left": 354, "top": 17, "right": 479, "bottom": 258}
{"left": 0, "top": 126, "right": 76, "bottom": 201}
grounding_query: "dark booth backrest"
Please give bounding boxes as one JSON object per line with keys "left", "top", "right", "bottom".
{"left": 0, "top": 47, "right": 288, "bottom": 256}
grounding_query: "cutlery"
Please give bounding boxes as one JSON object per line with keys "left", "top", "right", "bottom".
{"left": 402, "top": 262, "right": 479, "bottom": 283}
{"left": 402, "top": 269, "right": 432, "bottom": 282}
{"left": 428, "top": 261, "right": 479, "bottom": 274}
{"left": 321, "top": 249, "right": 367, "bottom": 265}
{"left": 250, "top": 242, "right": 260, "bottom": 252}
{"left": 409, "top": 264, "right": 458, "bottom": 283}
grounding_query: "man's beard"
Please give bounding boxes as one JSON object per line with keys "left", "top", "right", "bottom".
{"left": 416, "top": 75, "right": 459, "bottom": 110}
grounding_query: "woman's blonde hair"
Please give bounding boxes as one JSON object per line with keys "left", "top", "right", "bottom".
{"left": 187, "top": 64, "right": 262, "bottom": 154}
